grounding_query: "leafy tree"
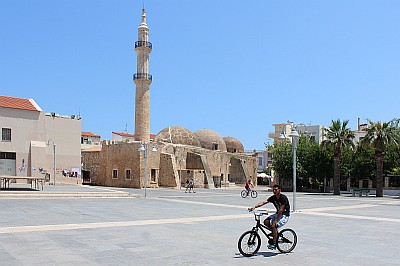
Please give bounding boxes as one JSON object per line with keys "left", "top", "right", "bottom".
{"left": 361, "top": 119, "right": 400, "bottom": 197}
{"left": 321, "top": 119, "right": 355, "bottom": 195}
{"left": 340, "top": 147, "right": 354, "bottom": 188}
{"left": 297, "top": 135, "right": 327, "bottom": 190}
{"left": 271, "top": 135, "right": 333, "bottom": 192}
{"left": 384, "top": 143, "right": 400, "bottom": 176}
{"left": 319, "top": 148, "right": 334, "bottom": 191}
{"left": 269, "top": 141, "right": 292, "bottom": 185}
{"left": 350, "top": 144, "right": 375, "bottom": 184}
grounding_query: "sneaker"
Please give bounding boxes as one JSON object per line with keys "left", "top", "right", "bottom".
{"left": 267, "top": 244, "right": 276, "bottom": 250}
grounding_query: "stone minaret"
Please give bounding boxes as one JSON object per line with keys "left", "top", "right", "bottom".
{"left": 134, "top": 8, "right": 152, "bottom": 142}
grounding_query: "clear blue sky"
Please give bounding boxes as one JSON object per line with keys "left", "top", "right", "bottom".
{"left": 1, "top": 0, "right": 399, "bottom": 150}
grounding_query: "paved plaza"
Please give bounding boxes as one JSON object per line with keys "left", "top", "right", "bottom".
{"left": 0, "top": 185, "right": 399, "bottom": 265}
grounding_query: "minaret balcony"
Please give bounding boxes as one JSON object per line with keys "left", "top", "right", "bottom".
{"left": 133, "top": 73, "right": 153, "bottom": 81}
{"left": 135, "top": 41, "right": 152, "bottom": 49}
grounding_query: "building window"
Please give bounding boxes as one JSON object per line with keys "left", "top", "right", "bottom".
{"left": 212, "top": 142, "right": 218, "bottom": 150}
{"left": 112, "top": 169, "right": 118, "bottom": 179}
{"left": 2, "top": 128, "right": 11, "bottom": 141}
{"left": 151, "top": 169, "right": 156, "bottom": 182}
{"left": 258, "top": 157, "right": 263, "bottom": 167}
{"left": 125, "top": 169, "right": 131, "bottom": 180}
{"left": 0, "top": 152, "right": 16, "bottom": 159}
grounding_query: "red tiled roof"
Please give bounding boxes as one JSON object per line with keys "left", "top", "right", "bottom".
{"left": 112, "top": 131, "right": 135, "bottom": 137}
{"left": 82, "top": 131, "right": 101, "bottom": 138}
{"left": 112, "top": 131, "right": 156, "bottom": 139}
{"left": 0, "top": 95, "right": 42, "bottom": 111}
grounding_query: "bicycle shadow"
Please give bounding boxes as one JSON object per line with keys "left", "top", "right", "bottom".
{"left": 257, "top": 251, "right": 280, "bottom": 258}
{"left": 233, "top": 251, "right": 279, "bottom": 259}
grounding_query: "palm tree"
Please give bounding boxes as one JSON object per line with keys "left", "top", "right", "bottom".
{"left": 361, "top": 119, "right": 400, "bottom": 197}
{"left": 321, "top": 119, "right": 355, "bottom": 195}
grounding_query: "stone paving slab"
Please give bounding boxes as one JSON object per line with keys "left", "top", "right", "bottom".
{"left": 0, "top": 185, "right": 399, "bottom": 265}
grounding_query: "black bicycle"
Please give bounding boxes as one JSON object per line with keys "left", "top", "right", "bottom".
{"left": 238, "top": 210, "right": 297, "bottom": 257}
{"left": 241, "top": 189, "right": 258, "bottom": 198}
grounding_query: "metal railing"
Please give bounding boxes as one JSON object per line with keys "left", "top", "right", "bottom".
{"left": 133, "top": 73, "right": 153, "bottom": 81}
{"left": 135, "top": 41, "right": 152, "bottom": 49}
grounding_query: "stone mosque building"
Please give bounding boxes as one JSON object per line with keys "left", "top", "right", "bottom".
{"left": 82, "top": 9, "right": 257, "bottom": 189}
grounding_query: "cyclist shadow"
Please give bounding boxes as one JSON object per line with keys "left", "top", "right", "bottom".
{"left": 257, "top": 251, "right": 279, "bottom": 258}
{"left": 233, "top": 251, "right": 279, "bottom": 259}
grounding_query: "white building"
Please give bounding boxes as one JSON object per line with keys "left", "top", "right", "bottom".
{"left": 81, "top": 131, "right": 101, "bottom": 150}
{"left": 112, "top": 131, "right": 136, "bottom": 143}
{"left": 0, "top": 95, "right": 81, "bottom": 183}
{"left": 269, "top": 123, "right": 325, "bottom": 144}
{"left": 352, "top": 118, "right": 368, "bottom": 144}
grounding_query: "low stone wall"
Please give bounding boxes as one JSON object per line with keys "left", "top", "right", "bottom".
{"left": 57, "top": 176, "right": 82, "bottom": 185}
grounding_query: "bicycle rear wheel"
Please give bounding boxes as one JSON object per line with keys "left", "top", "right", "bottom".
{"left": 240, "top": 190, "right": 248, "bottom": 198}
{"left": 276, "top": 228, "right": 297, "bottom": 253}
{"left": 238, "top": 230, "right": 261, "bottom": 257}
{"left": 251, "top": 190, "right": 258, "bottom": 198}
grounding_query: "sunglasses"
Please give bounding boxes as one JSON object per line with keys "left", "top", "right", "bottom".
{"left": 273, "top": 188, "right": 279, "bottom": 191}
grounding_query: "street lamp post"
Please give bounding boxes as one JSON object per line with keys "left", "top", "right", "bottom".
{"left": 179, "top": 157, "right": 185, "bottom": 189}
{"left": 289, "top": 128, "right": 299, "bottom": 212}
{"left": 279, "top": 122, "right": 300, "bottom": 212}
{"left": 138, "top": 142, "right": 157, "bottom": 197}
{"left": 47, "top": 139, "right": 56, "bottom": 186}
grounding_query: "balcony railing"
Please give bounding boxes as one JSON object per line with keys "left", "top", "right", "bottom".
{"left": 135, "top": 41, "right": 152, "bottom": 49}
{"left": 133, "top": 73, "right": 152, "bottom": 81}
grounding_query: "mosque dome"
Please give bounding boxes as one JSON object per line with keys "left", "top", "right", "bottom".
{"left": 223, "top": 136, "right": 244, "bottom": 153}
{"left": 154, "top": 126, "right": 201, "bottom": 147}
{"left": 193, "top": 129, "right": 227, "bottom": 152}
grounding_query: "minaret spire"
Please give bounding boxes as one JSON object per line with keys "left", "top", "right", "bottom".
{"left": 134, "top": 8, "right": 152, "bottom": 142}
{"left": 141, "top": 8, "right": 147, "bottom": 25}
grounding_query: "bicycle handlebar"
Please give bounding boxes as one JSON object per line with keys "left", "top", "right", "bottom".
{"left": 249, "top": 209, "right": 269, "bottom": 216}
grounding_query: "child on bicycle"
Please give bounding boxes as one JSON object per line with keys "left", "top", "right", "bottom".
{"left": 245, "top": 179, "right": 253, "bottom": 194}
{"left": 248, "top": 184, "right": 290, "bottom": 250}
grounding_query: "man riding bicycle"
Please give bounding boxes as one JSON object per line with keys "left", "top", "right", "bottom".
{"left": 248, "top": 184, "right": 290, "bottom": 250}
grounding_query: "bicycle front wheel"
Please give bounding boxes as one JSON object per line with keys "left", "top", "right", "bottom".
{"left": 240, "top": 190, "right": 248, "bottom": 198}
{"left": 276, "top": 228, "right": 297, "bottom": 253}
{"left": 251, "top": 190, "right": 258, "bottom": 198}
{"left": 238, "top": 230, "right": 261, "bottom": 257}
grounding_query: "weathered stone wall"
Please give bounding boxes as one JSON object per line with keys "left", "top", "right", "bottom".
{"left": 82, "top": 141, "right": 257, "bottom": 189}
{"left": 186, "top": 152, "right": 203, "bottom": 169}
{"left": 81, "top": 150, "right": 101, "bottom": 184}
{"left": 97, "top": 141, "right": 142, "bottom": 188}
{"left": 229, "top": 157, "right": 246, "bottom": 184}
{"left": 159, "top": 153, "right": 177, "bottom": 187}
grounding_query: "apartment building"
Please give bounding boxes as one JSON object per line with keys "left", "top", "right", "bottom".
{"left": 0, "top": 95, "right": 81, "bottom": 182}
{"left": 81, "top": 131, "right": 101, "bottom": 150}
{"left": 268, "top": 123, "right": 325, "bottom": 144}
